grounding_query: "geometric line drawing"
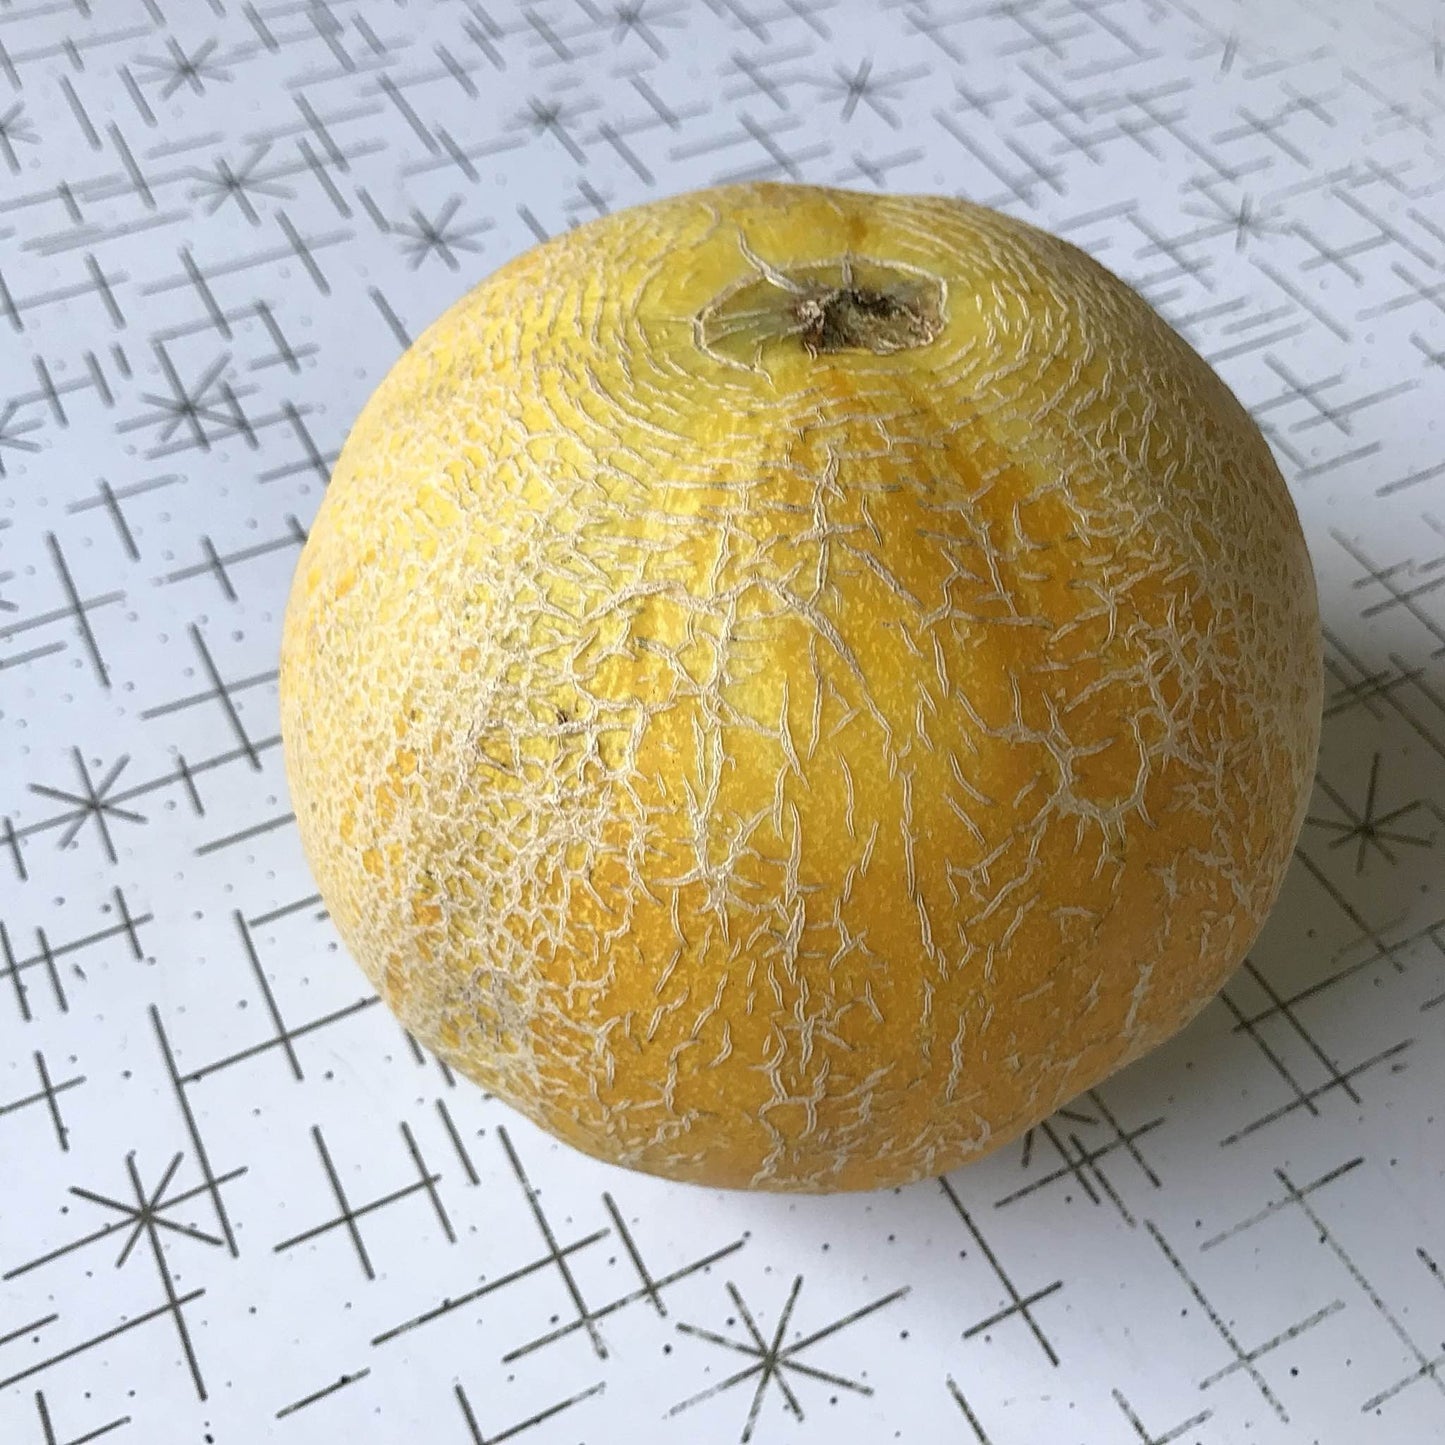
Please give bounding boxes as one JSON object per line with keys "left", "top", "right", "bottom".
{"left": 1307, "top": 752, "right": 1440, "bottom": 874}
{"left": 670, "top": 1274, "right": 909, "bottom": 1444}
{"left": 996, "top": 1090, "right": 1164, "bottom": 1224}
{"left": 1257, "top": 1169, "right": 1445, "bottom": 1417}
{"left": 945, "top": 1374, "right": 995, "bottom": 1444}
{"left": 1202, "top": 1157, "right": 1364, "bottom": 1250}
{"left": 1111, "top": 1386, "right": 1213, "bottom": 1445}
{"left": 1361, "top": 1247, "right": 1445, "bottom": 1414}
{"left": 501, "top": 1193, "right": 745, "bottom": 1361}
{"left": 1147, "top": 1220, "right": 1342, "bottom": 1423}
{"left": 455, "top": 1378, "right": 605, "bottom": 1445}
{"left": 31, "top": 1389, "right": 132, "bottom": 1445}
{"left": 0, "top": 535, "right": 123, "bottom": 687}
{"left": 274, "top": 1367, "right": 372, "bottom": 1420}
{"left": 0, "top": 1152, "right": 234, "bottom": 1401}
{"left": 940, "top": 1177, "right": 1064, "bottom": 1364}
{"left": 0, "top": 1050, "right": 85, "bottom": 1151}
{"left": 3, "top": 737, "right": 285, "bottom": 880}
{"left": 496, "top": 1125, "right": 610, "bottom": 1358}
{"left": 169, "top": 912, "right": 379, "bottom": 1086}
{"left": 157, "top": 515, "right": 307, "bottom": 600}
{"left": 0, "top": 3, "right": 1443, "bottom": 1442}
{"left": 139, "top": 626, "right": 276, "bottom": 770}
{"left": 273, "top": 1122, "right": 456, "bottom": 1281}
{"left": 25, "top": 751, "right": 144, "bottom": 864}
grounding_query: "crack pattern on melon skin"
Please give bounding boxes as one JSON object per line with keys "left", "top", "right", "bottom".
{"left": 279, "top": 182, "right": 1322, "bottom": 1194}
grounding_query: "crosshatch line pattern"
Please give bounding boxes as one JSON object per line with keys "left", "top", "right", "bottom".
{"left": 0, "top": 0, "right": 1442, "bottom": 1441}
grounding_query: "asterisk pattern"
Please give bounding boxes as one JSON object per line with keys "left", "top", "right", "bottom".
{"left": 29, "top": 750, "right": 144, "bottom": 864}
{"left": 188, "top": 143, "right": 293, "bottom": 222}
{"left": 1184, "top": 184, "right": 1290, "bottom": 251}
{"left": 810, "top": 58, "right": 929, "bottom": 126}
{"left": 394, "top": 197, "right": 493, "bottom": 270}
{"left": 670, "top": 1277, "right": 908, "bottom": 1443}
{"left": 68, "top": 1153, "right": 227, "bottom": 1268}
{"left": 132, "top": 38, "right": 233, "bottom": 98}
{"left": 3, "top": 1153, "right": 238, "bottom": 1403}
{"left": 0, "top": 100, "right": 39, "bottom": 172}
{"left": 517, "top": 94, "right": 594, "bottom": 161}
{"left": 0, "top": 1, "right": 1442, "bottom": 1440}
{"left": 1307, "top": 753, "right": 1440, "bottom": 873}
{"left": 608, "top": 0, "right": 686, "bottom": 56}
{"left": 116, "top": 349, "right": 253, "bottom": 454}
{"left": 0, "top": 400, "right": 44, "bottom": 476}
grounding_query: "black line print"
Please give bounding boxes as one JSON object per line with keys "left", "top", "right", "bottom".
{"left": 940, "top": 1177, "right": 1064, "bottom": 1365}
{"left": 670, "top": 1274, "right": 909, "bottom": 1443}
{"left": 1, "top": 4, "right": 1443, "bottom": 1442}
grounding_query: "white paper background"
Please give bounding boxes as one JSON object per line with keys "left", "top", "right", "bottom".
{"left": 1, "top": 2, "right": 1443, "bottom": 1442}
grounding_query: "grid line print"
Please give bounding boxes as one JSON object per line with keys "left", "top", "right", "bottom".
{"left": 2, "top": 1, "right": 1443, "bottom": 1440}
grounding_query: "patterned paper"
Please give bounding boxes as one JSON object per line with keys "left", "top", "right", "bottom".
{"left": 1, "top": 2, "right": 1443, "bottom": 1442}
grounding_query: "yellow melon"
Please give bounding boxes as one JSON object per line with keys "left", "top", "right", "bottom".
{"left": 279, "top": 182, "right": 1321, "bottom": 1192}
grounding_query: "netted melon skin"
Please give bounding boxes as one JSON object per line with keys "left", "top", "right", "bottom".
{"left": 280, "top": 183, "right": 1321, "bottom": 1192}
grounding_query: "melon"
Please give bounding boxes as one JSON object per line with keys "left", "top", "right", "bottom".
{"left": 280, "top": 183, "right": 1321, "bottom": 1192}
